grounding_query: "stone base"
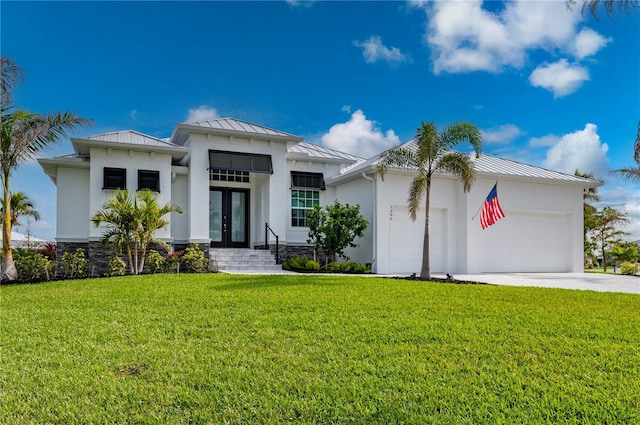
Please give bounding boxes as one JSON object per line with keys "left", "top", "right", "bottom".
{"left": 257, "top": 244, "right": 329, "bottom": 265}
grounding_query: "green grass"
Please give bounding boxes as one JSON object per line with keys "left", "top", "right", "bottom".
{"left": 1, "top": 274, "right": 639, "bottom": 424}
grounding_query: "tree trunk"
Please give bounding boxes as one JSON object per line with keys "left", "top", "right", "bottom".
{"left": 420, "top": 178, "right": 431, "bottom": 280}
{"left": 2, "top": 173, "right": 17, "bottom": 281}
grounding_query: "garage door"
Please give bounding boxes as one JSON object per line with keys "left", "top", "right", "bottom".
{"left": 389, "top": 206, "right": 446, "bottom": 275}
{"left": 480, "top": 211, "right": 571, "bottom": 272}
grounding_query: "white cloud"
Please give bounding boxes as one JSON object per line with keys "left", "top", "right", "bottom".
{"left": 529, "top": 59, "right": 589, "bottom": 97}
{"left": 321, "top": 110, "right": 400, "bottom": 158}
{"left": 543, "top": 123, "right": 609, "bottom": 177}
{"left": 186, "top": 105, "right": 220, "bottom": 123}
{"left": 353, "top": 36, "right": 411, "bottom": 65}
{"left": 341, "top": 105, "right": 352, "bottom": 113}
{"left": 597, "top": 186, "right": 640, "bottom": 241}
{"left": 573, "top": 28, "right": 612, "bottom": 60}
{"left": 286, "top": 0, "right": 314, "bottom": 7}
{"left": 425, "top": 0, "right": 583, "bottom": 74}
{"left": 481, "top": 124, "right": 522, "bottom": 144}
{"left": 129, "top": 109, "right": 138, "bottom": 120}
{"left": 529, "top": 134, "right": 561, "bottom": 147}
{"left": 421, "top": 0, "right": 609, "bottom": 96}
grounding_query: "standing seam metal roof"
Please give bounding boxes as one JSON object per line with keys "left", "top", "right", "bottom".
{"left": 287, "top": 142, "right": 364, "bottom": 162}
{"left": 185, "top": 118, "right": 298, "bottom": 138}
{"left": 85, "top": 130, "right": 180, "bottom": 148}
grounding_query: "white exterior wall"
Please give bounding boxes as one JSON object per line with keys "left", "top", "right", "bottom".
{"left": 88, "top": 147, "right": 174, "bottom": 241}
{"left": 56, "top": 167, "right": 90, "bottom": 241}
{"left": 171, "top": 170, "right": 189, "bottom": 243}
{"left": 334, "top": 175, "right": 375, "bottom": 265}
{"left": 371, "top": 172, "right": 585, "bottom": 275}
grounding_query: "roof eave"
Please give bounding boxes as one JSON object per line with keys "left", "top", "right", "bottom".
{"left": 72, "top": 138, "right": 189, "bottom": 161}
{"left": 37, "top": 157, "right": 90, "bottom": 185}
{"left": 170, "top": 123, "right": 304, "bottom": 146}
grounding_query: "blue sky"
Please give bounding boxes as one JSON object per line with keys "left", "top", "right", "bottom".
{"left": 2, "top": 0, "right": 639, "bottom": 241}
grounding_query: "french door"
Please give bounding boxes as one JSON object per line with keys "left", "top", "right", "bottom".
{"left": 209, "top": 188, "right": 249, "bottom": 248}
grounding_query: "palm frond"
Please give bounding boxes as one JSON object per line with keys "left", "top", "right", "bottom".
{"left": 611, "top": 168, "right": 640, "bottom": 183}
{"left": 415, "top": 121, "right": 440, "bottom": 168}
{"left": 634, "top": 120, "right": 640, "bottom": 165}
{"left": 378, "top": 148, "right": 416, "bottom": 179}
{"left": 438, "top": 121, "right": 483, "bottom": 157}
{"left": 436, "top": 152, "right": 477, "bottom": 192}
{"left": 407, "top": 174, "right": 427, "bottom": 221}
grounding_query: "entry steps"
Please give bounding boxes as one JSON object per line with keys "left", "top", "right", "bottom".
{"left": 209, "top": 248, "right": 282, "bottom": 271}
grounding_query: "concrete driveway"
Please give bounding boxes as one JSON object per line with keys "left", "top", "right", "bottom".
{"left": 433, "top": 272, "right": 640, "bottom": 294}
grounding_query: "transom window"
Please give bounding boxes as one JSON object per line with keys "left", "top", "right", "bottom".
{"left": 138, "top": 170, "right": 160, "bottom": 192}
{"left": 291, "top": 190, "right": 320, "bottom": 227}
{"left": 103, "top": 167, "right": 126, "bottom": 190}
{"left": 210, "top": 169, "right": 250, "bottom": 183}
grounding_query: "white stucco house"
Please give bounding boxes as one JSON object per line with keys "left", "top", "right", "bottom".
{"left": 39, "top": 118, "right": 598, "bottom": 275}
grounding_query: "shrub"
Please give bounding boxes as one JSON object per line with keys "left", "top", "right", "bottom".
{"left": 146, "top": 250, "right": 165, "bottom": 274}
{"left": 107, "top": 255, "right": 126, "bottom": 277}
{"left": 61, "top": 248, "right": 88, "bottom": 279}
{"left": 39, "top": 242, "right": 57, "bottom": 261}
{"left": 350, "top": 262, "right": 372, "bottom": 274}
{"left": 165, "top": 250, "right": 183, "bottom": 273}
{"left": 283, "top": 256, "right": 320, "bottom": 272}
{"left": 620, "top": 262, "right": 638, "bottom": 275}
{"left": 182, "top": 244, "right": 208, "bottom": 273}
{"left": 327, "top": 261, "right": 351, "bottom": 273}
{"left": 13, "top": 249, "right": 52, "bottom": 282}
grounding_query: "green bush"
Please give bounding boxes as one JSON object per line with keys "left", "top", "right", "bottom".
{"left": 325, "top": 261, "right": 371, "bottom": 274}
{"left": 13, "top": 249, "right": 52, "bottom": 282}
{"left": 146, "top": 250, "right": 165, "bottom": 274}
{"left": 620, "top": 262, "right": 638, "bottom": 275}
{"left": 350, "top": 262, "right": 371, "bottom": 274}
{"left": 283, "top": 256, "right": 321, "bottom": 272}
{"left": 182, "top": 244, "right": 208, "bottom": 273}
{"left": 107, "top": 255, "right": 126, "bottom": 277}
{"left": 61, "top": 248, "right": 88, "bottom": 279}
{"left": 165, "top": 250, "right": 183, "bottom": 273}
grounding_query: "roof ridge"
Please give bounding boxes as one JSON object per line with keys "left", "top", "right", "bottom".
{"left": 294, "top": 141, "right": 365, "bottom": 160}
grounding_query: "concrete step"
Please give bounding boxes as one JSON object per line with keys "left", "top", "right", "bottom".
{"left": 209, "top": 248, "right": 279, "bottom": 271}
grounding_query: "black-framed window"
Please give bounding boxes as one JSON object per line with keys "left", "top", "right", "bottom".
{"left": 291, "top": 171, "right": 325, "bottom": 190}
{"left": 138, "top": 170, "right": 160, "bottom": 192}
{"left": 210, "top": 169, "right": 250, "bottom": 183}
{"left": 291, "top": 190, "right": 320, "bottom": 227}
{"left": 103, "top": 167, "right": 126, "bottom": 190}
{"left": 208, "top": 150, "right": 273, "bottom": 174}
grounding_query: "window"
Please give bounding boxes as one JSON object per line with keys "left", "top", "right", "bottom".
{"left": 208, "top": 150, "right": 273, "bottom": 174}
{"left": 138, "top": 170, "right": 160, "bottom": 192}
{"left": 291, "top": 189, "right": 320, "bottom": 227}
{"left": 103, "top": 167, "right": 126, "bottom": 190}
{"left": 210, "top": 169, "right": 250, "bottom": 183}
{"left": 291, "top": 171, "right": 325, "bottom": 190}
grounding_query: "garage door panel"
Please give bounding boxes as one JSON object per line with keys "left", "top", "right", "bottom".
{"left": 480, "top": 212, "right": 571, "bottom": 272}
{"left": 389, "top": 207, "right": 445, "bottom": 274}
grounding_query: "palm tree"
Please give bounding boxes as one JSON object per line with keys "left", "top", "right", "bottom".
{"left": 0, "top": 191, "right": 40, "bottom": 226}
{"left": 378, "top": 121, "right": 482, "bottom": 279}
{"left": 611, "top": 121, "right": 640, "bottom": 183}
{"left": 91, "top": 189, "right": 183, "bottom": 275}
{"left": 1, "top": 108, "right": 91, "bottom": 280}
{"left": 567, "top": 0, "right": 639, "bottom": 19}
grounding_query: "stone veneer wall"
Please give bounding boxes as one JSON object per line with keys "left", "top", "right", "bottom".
{"left": 56, "top": 241, "right": 210, "bottom": 278}
{"left": 259, "top": 243, "right": 328, "bottom": 265}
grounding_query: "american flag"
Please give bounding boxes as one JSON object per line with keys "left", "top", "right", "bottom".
{"left": 480, "top": 183, "right": 505, "bottom": 229}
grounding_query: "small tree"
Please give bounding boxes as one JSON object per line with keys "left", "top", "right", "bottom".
{"left": 589, "top": 206, "right": 629, "bottom": 272}
{"left": 610, "top": 242, "right": 639, "bottom": 264}
{"left": 306, "top": 200, "right": 368, "bottom": 266}
{"left": 91, "top": 189, "right": 183, "bottom": 275}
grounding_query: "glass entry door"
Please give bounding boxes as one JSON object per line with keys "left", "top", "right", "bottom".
{"left": 209, "top": 188, "right": 249, "bottom": 248}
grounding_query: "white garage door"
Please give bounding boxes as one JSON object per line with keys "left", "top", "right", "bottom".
{"left": 389, "top": 206, "right": 446, "bottom": 275}
{"left": 480, "top": 211, "right": 571, "bottom": 272}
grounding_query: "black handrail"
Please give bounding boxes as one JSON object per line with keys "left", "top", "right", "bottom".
{"left": 264, "top": 223, "right": 280, "bottom": 264}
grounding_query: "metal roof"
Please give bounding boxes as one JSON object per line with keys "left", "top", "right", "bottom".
{"left": 85, "top": 130, "right": 179, "bottom": 148}
{"left": 184, "top": 118, "right": 299, "bottom": 138}
{"left": 287, "top": 142, "right": 364, "bottom": 163}
{"left": 331, "top": 139, "right": 598, "bottom": 186}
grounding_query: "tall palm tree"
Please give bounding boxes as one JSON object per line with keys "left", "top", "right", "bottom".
{"left": 91, "top": 189, "right": 183, "bottom": 275}
{"left": 0, "top": 191, "right": 40, "bottom": 226}
{"left": 1, "top": 108, "right": 91, "bottom": 280}
{"left": 379, "top": 121, "right": 482, "bottom": 279}
{"left": 567, "top": 0, "right": 639, "bottom": 19}
{"left": 611, "top": 121, "right": 640, "bottom": 183}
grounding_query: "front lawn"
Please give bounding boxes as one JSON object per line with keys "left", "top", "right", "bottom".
{"left": 1, "top": 274, "right": 638, "bottom": 424}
